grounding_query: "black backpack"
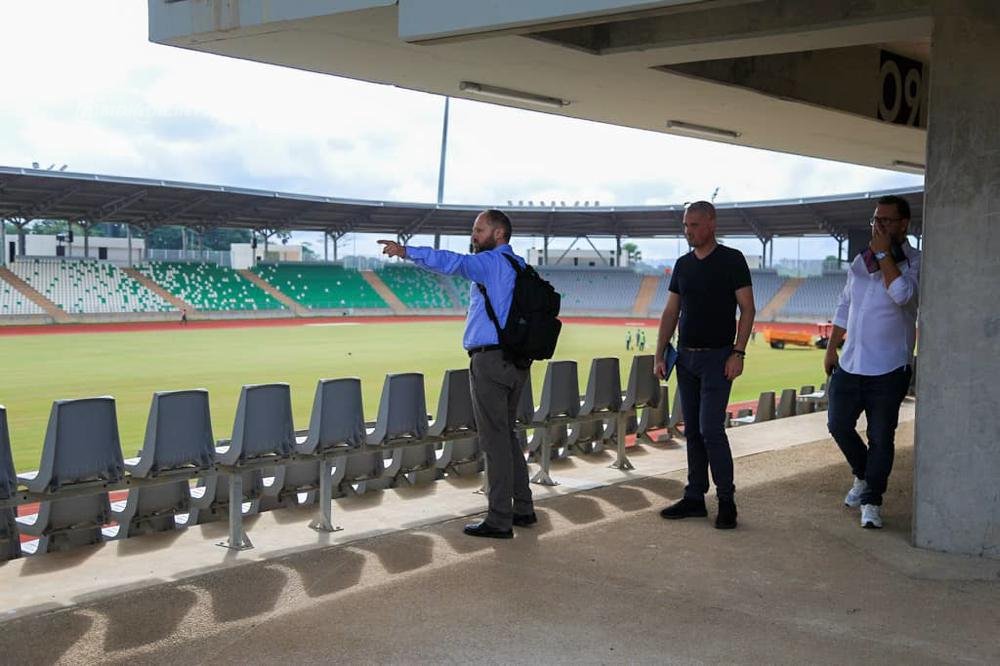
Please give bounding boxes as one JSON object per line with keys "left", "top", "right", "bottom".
{"left": 477, "top": 253, "right": 561, "bottom": 368}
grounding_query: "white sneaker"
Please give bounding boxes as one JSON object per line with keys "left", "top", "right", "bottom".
{"left": 844, "top": 477, "right": 867, "bottom": 508}
{"left": 860, "top": 504, "right": 883, "bottom": 529}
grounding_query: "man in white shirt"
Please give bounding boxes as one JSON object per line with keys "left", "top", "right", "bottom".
{"left": 824, "top": 195, "right": 919, "bottom": 529}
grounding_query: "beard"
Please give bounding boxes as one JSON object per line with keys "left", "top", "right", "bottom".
{"left": 471, "top": 238, "right": 497, "bottom": 254}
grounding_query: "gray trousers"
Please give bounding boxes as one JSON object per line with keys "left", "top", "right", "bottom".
{"left": 469, "top": 349, "right": 533, "bottom": 529}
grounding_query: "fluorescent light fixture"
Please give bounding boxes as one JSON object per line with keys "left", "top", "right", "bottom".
{"left": 666, "top": 120, "right": 741, "bottom": 140}
{"left": 891, "top": 159, "right": 925, "bottom": 174}
{"left": 459, "top": 81, "right": 569, "bottom": 109}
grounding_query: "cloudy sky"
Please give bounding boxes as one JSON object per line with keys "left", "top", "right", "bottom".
{"left": 0, "top": 1, "right": 923, "bottom": 262}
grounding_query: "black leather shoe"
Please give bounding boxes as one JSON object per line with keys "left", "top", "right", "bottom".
{"left": 463, "top": 521, "right": 513, "bottom": 539}
{"left": 512, "top": 512, "right": 538, "bottom": 527}
{"left": 660, "top": 498, "right": 708, "bottom": 520}
{"left": 715, "top": 499, "right": 738, "bottom": 529}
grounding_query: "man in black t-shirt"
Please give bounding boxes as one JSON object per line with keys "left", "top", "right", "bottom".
{"left": 654, "top": 201, "right": 756, "bottom": 529}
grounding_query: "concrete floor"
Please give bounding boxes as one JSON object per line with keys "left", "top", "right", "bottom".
{"left": 2, "top": 408, "right": 999, "bottom": 664}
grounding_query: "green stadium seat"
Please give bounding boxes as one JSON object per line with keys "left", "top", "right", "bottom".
{"left": 138, "top": 262, "right": 284, "bottom": 311}
{"left": 252, "top": 263, "right": 387, "bottom": 309}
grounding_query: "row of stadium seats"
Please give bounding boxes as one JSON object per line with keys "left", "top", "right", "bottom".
{"left": 778, "top": 272, "right": 847, "bottom": 319}
{"left": 0, "top": 355, "right": 671, "bottom": 558}
{"left": 0, "top": 281, "right": 43, "bottom": 315}
{"left": 138, "top": 261, "right": 283, "bottom": 311}
{"left": 8, "top": 259, "right": 173, "bottom": 314}
{"left": 253, "top": 263, "right": 386, "bottom": 309}
{"left": 376, "top": 265, "right": 455, "bottom": 308}
{"left": 539, "top": 268, "right": 644, "bottom": 312}
{"left": 0, "top": 353, "right": 829, "bottom": 560}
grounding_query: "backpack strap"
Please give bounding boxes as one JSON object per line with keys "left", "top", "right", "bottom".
{"left": 476, "top": 281, "right": 503, "bottom": 341}
{"left": 475, "top": 251, "right": 521, "bottom": 342}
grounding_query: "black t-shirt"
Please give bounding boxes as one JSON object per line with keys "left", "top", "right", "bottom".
{"left": 668, "top": 244, "right": 752, "bottom": 348}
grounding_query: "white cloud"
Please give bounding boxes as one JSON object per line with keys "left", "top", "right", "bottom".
{"left": 0, "top": 1, "right": 923, "bottom": 261}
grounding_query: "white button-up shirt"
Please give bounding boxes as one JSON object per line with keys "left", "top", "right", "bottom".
{"left": 833, "top": 242, "right": 920, "bottom": 376}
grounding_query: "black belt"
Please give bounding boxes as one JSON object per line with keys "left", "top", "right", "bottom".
{"left": 468, "top": 344, "right": 503, "bottom": 357}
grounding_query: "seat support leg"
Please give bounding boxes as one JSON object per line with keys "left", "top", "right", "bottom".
{"left": 310, "top": 460, "right": 343, "bottom": 533}
{"left": 610, "top": 412, "right": 635, "bottom": 471}
{"left": 531, "top": 430, "right": 558, "bottom": 486}
{"left": 218, "top": 472, "right": 253, "bottom": 550}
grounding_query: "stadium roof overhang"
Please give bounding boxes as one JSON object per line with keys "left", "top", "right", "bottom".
{"left": 148, "top": 0, "right": 931, "bottom": 172}
{"left": 0, "top": 166, "right": 921, "bottom": 241}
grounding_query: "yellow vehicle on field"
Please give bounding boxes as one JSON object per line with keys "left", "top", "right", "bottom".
{"left": 763, "top": 323, "right": 841, "bottom": 350}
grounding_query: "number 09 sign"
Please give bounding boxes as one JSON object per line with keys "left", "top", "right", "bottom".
{"left": 877, "top": 50, "right": 926, "bottom": 128}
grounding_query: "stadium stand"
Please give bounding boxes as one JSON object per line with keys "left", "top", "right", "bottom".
{"left": 0, "top": 278, "right": 44, "bottom": 315}
{"left": 539, "top": 268, "right": 643, "bottom": 313}
{"left": 9, "top": 259, "right": 173, "bottom": 314}
{"left": 748, "top": 269, "right": 785, "bottom": 314}
{"left": 444, "top": 274, "right": 471, "bottom": 308}
{"left": 138, "top": 261, "right": 283, "bottom": 311}
{"left": 253, "top": 263, "right": 387, "bottom": 309}
{"left": 778, "top": 272, "right": 847, "bottom": 320}
{"left": 376, "top": 264, "right": 455, "bottom": 309}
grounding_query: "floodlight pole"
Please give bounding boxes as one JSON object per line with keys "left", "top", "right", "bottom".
{"left": 437, "top": 97, "right": 450, "bottom": 205}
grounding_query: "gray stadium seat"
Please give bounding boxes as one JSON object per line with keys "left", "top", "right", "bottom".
{"left": 667, "top": 385, "right": 684, "bottom": 438}
{"left": 796, "top": 385, "right": 817, "bottom": 415}
{"left": 368, "top": 373, "right": 434, "bottom": 487}
{"left": 570, "top": 357, "right": 622, "bottom": 455}
{"left": 731, "top": 391, "right": 776, "bottom": 426}
{"left": 777, "top": 388, "right": 798, "bottom": 419}
{"left": 112, "top": 390, "right": 216, "bottom": 538}
{"left": 431, "top": 369, "right": 481, "bottom": 477}
{"left": 16, "top": 397, "right": 124, "bottom": 554}
{"left": 216, "top": 383, "right": 296, "bottom": 465}
{"left": 1, "top": 406, "right": 21, "bottom": 561}
{"left": 620, "top": 355, "right": 668, "bottom": 444}
{"left": 637, "top": 385, "right": 672, "bottom": 444}
{"left": 325, "top": 378, "right": 387, "bottom": 497}
{"left": 531, "top": 361, "right": 580, "bottom": 485}
{"left": 205, "top": 383, "right": 296, "bottom": 548}
{"left": 259, "top": 378, "right": 367, "bottom": 529}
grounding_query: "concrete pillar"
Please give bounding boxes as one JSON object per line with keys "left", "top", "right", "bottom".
{"left": 127, "top": 224, "right": 133, "bottom": 267}
{"left": 324, "top": 233, "right": 329, "bottom": 262}
{"left": 434, "top": 233, "right": 441, "bottom": 250}
{"left": 333, "top": 234, "right": 339, "bottom": 262}
{"left": 543, "top": 235, "right": 549, "bottom": 266}
{"left": 913, "top": 2, "right": 1000, "bottom": 558}
{"left": 0, "top": 218, "right": 6, "bottom": 267}
{"left": 83, "top": 223, "right": 90, "bottom": 259}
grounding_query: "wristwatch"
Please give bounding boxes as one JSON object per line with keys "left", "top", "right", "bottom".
{"left": 874, "top": 250, "right": 889, "bottom": 261}
{"left": 731, "top": 349, "right": 746, "bottom": 358}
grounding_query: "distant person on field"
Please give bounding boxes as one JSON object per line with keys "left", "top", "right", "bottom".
{"left": 180, "top": 308, "right": 188, "bottom": 326}
{"left": 824, "top": 195, "right": 919, "bottom": 530}
{"left": 378, "top": 210, "right": 535, "bottom": 540}
{"left": 639, "top": 329, "right": 646, "bottom": 351}
{"left": 654, "top": 201, "right": 755, "bottom": 530}
{"left": 626, "top": 328, "right": 632, "bottom": 351}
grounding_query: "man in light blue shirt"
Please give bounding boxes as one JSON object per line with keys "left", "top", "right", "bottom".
{"left": 378, "top": 209, "right": 535, "bottom": 539}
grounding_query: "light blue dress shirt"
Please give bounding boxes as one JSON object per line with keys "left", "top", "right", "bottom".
{"left": 404, "top": 243, "right": 523, "bottom": 350}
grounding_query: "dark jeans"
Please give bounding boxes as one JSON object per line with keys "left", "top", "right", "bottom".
{"left": 469, "top": 349, "right": 532, "bottom": 529}
{"left": 676, "top": 347, "right": 735, "bottom": 501}
{"left": 826, "top": 365, "right": 911, "bottom": 506}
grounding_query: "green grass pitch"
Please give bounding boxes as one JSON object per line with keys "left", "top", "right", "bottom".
{"left": 0, "top": 321, "right": 828, "bottom": 472}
